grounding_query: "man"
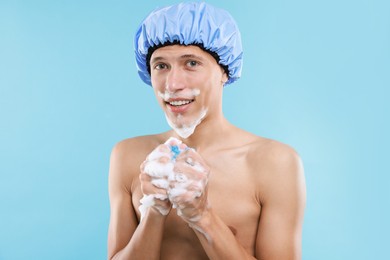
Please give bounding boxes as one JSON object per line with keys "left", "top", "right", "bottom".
{"left": 107, "top": 2, "right": 306, "bottom": 259}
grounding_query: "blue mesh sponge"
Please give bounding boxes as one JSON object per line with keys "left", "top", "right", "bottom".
{"left": 134, "top": 2, "right": 243, "bottom": 86}
{"left": 170, "top": 145, "right": 181, "bottom": 160}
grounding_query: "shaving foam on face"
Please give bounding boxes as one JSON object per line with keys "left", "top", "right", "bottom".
{"left": 191, "top": 88, "right": 200, "bottom": 97}
{"left": 165, "top": 108, "right": 207, "bottom": 138}
{"left": 158, "top": 88, "right": 200, "bottom": 101}
{"left": 158, "top": 89, "right": 206, "bottom": 139}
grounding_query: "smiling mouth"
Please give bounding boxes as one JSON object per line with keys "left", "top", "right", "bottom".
{"left": 166, "top": 100, "right": 194, "bottom": 107}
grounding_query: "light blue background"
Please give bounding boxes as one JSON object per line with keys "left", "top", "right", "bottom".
{"left": 1, "top": 0, "right": 389, "bottom": 259}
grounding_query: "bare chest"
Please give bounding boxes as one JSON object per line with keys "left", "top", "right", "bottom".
{"left": 132, "top": 157, "right": 261, "bottom": 257}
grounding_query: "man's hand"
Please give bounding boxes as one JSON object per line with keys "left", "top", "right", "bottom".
{"left": 139, "top": 137, "right": 190, "bottom": 220}
{"left": 139, "top": 144, "right": 174, "bottom": 219}
{"left": 138, "top": 137, "right": 210, "bottom": 225}
{"left": 169, "top": 148, "right": 210, "bottom": 224}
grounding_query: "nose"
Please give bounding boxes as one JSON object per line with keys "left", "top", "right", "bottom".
{"left": 165, "top": 66, "right": 186, "bottom": 92}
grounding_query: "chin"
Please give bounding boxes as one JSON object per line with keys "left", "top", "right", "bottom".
{"left": 164, "top": 109, "right": 208, "bottom": 138}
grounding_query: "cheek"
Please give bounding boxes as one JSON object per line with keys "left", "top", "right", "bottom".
{"left": 152, "top": 89, "right": 166, "bottom": 108}
{"left": 207, "top": 66, "right": 226, "bottom": 85}
{"left": 191, "top": 71, "right": 216, "bottom": 88}
{"left": 205, "top": 72, "right": 224, "bottom": 93}
{"left": 151, "top": 77, "right": 160, "bottom": 89}
{"left": 150, "top": 71, "right": 165, "bottom": 88}
{"left": 151, "top": 77, "right": 166, "bottom": 98}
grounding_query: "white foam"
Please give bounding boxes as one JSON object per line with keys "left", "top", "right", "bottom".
{"left": 158, "top": 88, "right": 205, "bottom": 138}
{"left": 174, "top": 173, "right": 188, "bottom": 183}
{"left": 139, "top": 194, "right": 155, "bottom": 221}
{"left": 189, "top": 222, "right": 212, "bottom": 244}
{"left": 169, "top": 186, "right": 188, "bottom": 198}
{"left": 191, "top": 88, "right": 201, "bottom": 97}
{"left": 139, "top": 194, "right": 171, "bottom": 221}
{"left": 158, "top": 88, "right": 200, "bottom": 101}
{"left": 158, "top": 91, "right": 170, "bottom": 101}
{"left": 151, "top": 179, "right": 170, "bottom": 189}
{"left": 193, "top": 163, "right": 206, "bottom": 173}
{"left": 166, "top": 108, "right": 208, "bottom": 138}
{"left": 144, "top": 161, "right": 174, "bottom": 178}
{"left": 146, "top": 150, "right": 169, "bottom": 161}
{"left": 139, "top": 136, "right": 209, "bottom": 226}
{"left": 164, "top": 136, "right": 183, "bottom": 146}
{"left": 154, "top": 205, "right": 170, "bottom": 216}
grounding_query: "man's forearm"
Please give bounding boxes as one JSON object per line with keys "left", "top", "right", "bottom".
{"left": 192, "top": 209, "right": 256, "bottom": 260}
{"left": 110, "top": 209, "right": 166, "bottom": 260}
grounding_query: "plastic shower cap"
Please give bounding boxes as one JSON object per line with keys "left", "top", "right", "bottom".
{"left": 134, "top": 2, "right": 243, "bottom": 86}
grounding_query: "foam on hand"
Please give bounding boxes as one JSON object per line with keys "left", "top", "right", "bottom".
{"left": 189, "top": 222, "right": 212, "bottom": 243}
{"left": 139, "top": 137, "right": 211, "bottom": 243}
{"left": 138, "top": 194, "right": 154, "bottom": 219}
{"left": 139, "top": 137, "right": 187, "bottom": 220}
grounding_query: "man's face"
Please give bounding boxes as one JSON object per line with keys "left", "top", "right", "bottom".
{"left": 150, "top": 45, "right": 228, "bottom": 138}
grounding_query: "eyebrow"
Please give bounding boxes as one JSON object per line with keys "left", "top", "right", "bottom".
{"left": 180, "top": 54, "right": 204, "bottom": 60}
{"left": 150, "top": 56, "right": 164, "bottom": 64}
{"left": 150, "top": 54, "right": 204, "bottom": 65}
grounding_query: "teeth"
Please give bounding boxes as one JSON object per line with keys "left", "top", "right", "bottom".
{"left": 169, "top": 100, "right": 192, "bottom": 106}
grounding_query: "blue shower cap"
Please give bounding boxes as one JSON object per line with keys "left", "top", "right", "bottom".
{"left": 134, "top": 2, "right": 243, "bottom": 86}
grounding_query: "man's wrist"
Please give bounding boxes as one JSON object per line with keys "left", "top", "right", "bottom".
{"left": 144, "top": 206, "right": 170, "bottom": 221}
{"left": 192, "top": 207, "right": 213, "bottom": 231}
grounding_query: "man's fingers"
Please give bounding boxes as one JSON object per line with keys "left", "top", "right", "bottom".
{"left": 140, "top": 173, "right": 169, "bottom": 195}
{"left": 176, "top": 149, "right": 210, "bottom": 175}
{"left": 146, "top": 144, "right": 171, "bottom": 161}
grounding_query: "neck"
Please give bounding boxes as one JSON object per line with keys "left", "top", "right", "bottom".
{"left": 172, "top": 113, "right": 232, "bottom": 152}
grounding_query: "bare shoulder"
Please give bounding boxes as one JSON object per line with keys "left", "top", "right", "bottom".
{"left": 242, "top": 136, "right": 306, "bottom": 258}
{"left": 255, "top": 137, "right": 302, "bottom": 170}
{"left": 247, "top": 135, "right": 303, "bottom": 174}
{"left": 109, "top": 133, "right": 170, "bottom": 190}
{"left": 111, "top": 135, "right": 163, "bottom": 163}
{"left": 245, "top": 135, "right": 305, "bottom": 202}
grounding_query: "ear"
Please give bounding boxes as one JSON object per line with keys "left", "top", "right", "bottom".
{"left": 221, "top": 69, "right": 229, "bottom": 85}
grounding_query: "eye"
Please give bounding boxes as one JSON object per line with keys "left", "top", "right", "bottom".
{"left": 154, "top": 63, "right": 168, "bottom": 70}
{"left": 186, "top": 60, "right": 199, "bottom": 68}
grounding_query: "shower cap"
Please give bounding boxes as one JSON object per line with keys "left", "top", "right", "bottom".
{"left": 134, "top": 2, "right": 243, "bottom": 86}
